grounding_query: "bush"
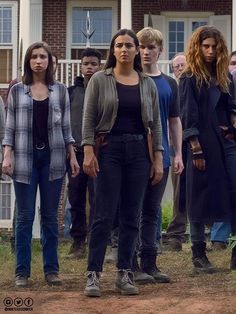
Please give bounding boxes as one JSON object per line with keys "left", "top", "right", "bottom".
{"left": 162, "top": 201, "right": 173, "bottom": 230}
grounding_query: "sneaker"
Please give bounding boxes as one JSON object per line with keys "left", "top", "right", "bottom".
{"left": 104, "top": 247, "right": 118, "bottom": 264}
{"left": 115, "top": 269, "right": 139, "bottom": 295}
{"left": 134, "top": 271, "right": 155, "bottom": 284}
{"left": 84, "top": 271, "right": 101, "bottom": 297}
{"left": 66, "top": 241, "right": 86, "bottom": 259}
{"left": 15, "top": 276, "right": 28, "bottom": 287}
{"left": 45, "top": 273, "right": 62, "bottom": 286}
{"left": 192, "top": 256, "right": 217, "bottom": 274}
{"left": 146, "top": 266, "right": 171, "bottom": 283}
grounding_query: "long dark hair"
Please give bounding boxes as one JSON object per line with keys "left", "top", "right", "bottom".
{"left": 104, "top": 29, "right": 142, "bottom": 72}
{"left": 22, "top": 41, "right": 54, "bottom": 85}
{"left": 184, "top": 26, "right": 229, "bottom": 92}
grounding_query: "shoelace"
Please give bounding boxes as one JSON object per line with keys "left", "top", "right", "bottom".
{"left": 86, "top": 271, "right": 99, "bottom": 287}
{"left": 119, "top": 269, "right": 134, "bottom": 285}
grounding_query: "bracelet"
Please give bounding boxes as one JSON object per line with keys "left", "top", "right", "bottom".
{"left": 192, "top": 152, "right": 205, "bottom": 160}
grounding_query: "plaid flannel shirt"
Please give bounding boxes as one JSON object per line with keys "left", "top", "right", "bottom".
{"left": 3, "top": 82, "right": 74, "bottom": 184}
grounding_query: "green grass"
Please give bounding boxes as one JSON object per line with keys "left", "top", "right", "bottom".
{"left": 161, "top": 200, "right": 173, "bottom": 230}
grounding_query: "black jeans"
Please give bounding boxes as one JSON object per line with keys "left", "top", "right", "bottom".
{"left": 87, "top": 134, "right": 151, "bottom": 272}
{"left": 190, "top": 137, "right": 236, "bottom": 243}
{"left": 68, "top": 151, "right": 95, "bottom": 243}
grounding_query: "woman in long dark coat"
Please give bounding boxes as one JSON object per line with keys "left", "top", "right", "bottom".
{"left": 179, "top": 26, "right": 236, "bottom": 273}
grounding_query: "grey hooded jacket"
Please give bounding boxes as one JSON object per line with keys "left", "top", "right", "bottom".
{"left": 82, "top": 67, "right": 163, "bottom": 152}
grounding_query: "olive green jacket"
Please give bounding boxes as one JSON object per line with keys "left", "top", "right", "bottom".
{"left": 82, "top": 67, "right": 163, "bottom": 152}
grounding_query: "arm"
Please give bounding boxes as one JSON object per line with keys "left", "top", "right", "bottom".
{"left": 169, "top": 117, "right": 184, "bottom": 174}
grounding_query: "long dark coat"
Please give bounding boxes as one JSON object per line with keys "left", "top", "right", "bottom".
{"left": 179, "top": 74, "right": 236, "bottom": 223}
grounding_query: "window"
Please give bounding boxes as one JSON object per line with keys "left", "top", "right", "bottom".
{"left": 0, "top": 2, "right": 17, "bottom": 86}
{"left": 168, "top": 18, "right": 208, "bottom": 59}
{"left": 67, "top": 1, "right": 118, "bottom": 59}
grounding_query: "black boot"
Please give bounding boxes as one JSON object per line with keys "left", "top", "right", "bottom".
{"left": 132, "top": 252, "right": 155, "bottom": 284}
{"left": 140, "top": 253, "right": 170, "bottom": 283}
{"left": 191, "top": 242, "right": 216, "bottom": 274}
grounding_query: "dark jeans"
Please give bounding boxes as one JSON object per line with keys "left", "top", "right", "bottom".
{"left": 166, "top": 158, "right": 187, "bottom": 242}
{"left": 68, "top": 151, "right": 95, "bottom": 243}
{"left": 14, "top": 148, "right": 63, "bottom": 277}
{"left": 190, "top": 137, "right": 236, "bottom": 243}
{"left": 87, "top": 134, "right": 151, "bottom": 272}
{"left": 140, "top": 168, "right": 169, "bottom": 255}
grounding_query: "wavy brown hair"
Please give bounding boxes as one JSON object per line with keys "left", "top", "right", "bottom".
{"left": 184, "top": 26, "right": 229, "bottom": 92}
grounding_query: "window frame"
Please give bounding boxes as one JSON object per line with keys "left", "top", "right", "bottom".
{"left": 0, "top": 1, "right": 18, "bottom": 88}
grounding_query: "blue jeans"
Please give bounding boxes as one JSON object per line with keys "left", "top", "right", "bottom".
{"left": 190, "top": 137, "right": 236, "bottom": 243}
{"left": 14, "top": 148, "right": 63, "bottom": 277}
{"left": 210, "top": 221, "right": 231, "bottom": 243}
{"left": 87, "top": 134, "right": 150, "bottom": 272}
{"left": 140, "top": 168, "right": 169, "bottom": 255}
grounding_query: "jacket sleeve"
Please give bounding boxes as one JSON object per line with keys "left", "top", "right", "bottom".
{"left": 81, "top": 75, "right": 99, "bottom": 146}
{"left": 0, "top": 96, "right": 5, "bottom": 142}
{"left": 2, "top": 86, "right": 15, "bottom": 147}
{"left": 179, "top": 75, "right": 200, "bottom": 141}
{"left": 149, "top": 78, "right": 163, "bottom": 152}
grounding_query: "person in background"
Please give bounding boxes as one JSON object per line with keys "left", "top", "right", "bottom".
{"left": 0, "top": 96, "right": 5, "bottom": 178}
{"left": 133, "top": 27, "right": 183, "bottom": 284}
{"left": 67, "top": 48, "right": 101, "bottom": 259}
{"left": 82, "top": 28, "right": 163, "bottom": 297}
{"left": 2, "top": 41, "right": 79, "bottom": 287}
{"left": 163, "top": 52, "right": 188, "bottom": 251}
{"left": 210, "top": 50, "right": 236, "bottom": 250}
{"left": 180, "top": 26, "right": 236, "bottom": 274}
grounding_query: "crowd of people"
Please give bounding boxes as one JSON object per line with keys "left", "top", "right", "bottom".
{"left": 2, "top": 24, "right": 236, "bottom": 297}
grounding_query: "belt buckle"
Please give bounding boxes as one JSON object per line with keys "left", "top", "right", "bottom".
{"left": 35, "top": 143, "right": 46, "bottom": 150}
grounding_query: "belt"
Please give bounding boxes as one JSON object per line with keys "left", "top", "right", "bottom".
{"left": 35, "top": 142, "right": 48, "bottom": 150}
{"left": 108, "top": 134, "right": 144, "bottom": 142}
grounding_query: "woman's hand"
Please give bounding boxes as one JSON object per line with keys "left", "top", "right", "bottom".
{"left": 150, "top": 151, "right": 163, "bottom": 185}
{"left": 190, "top": 137, "right": 206, "bottom": 171}
{"left": 83, "top": 146, "right": 99, "bottom": 178}
{"left": 2, "top": 147, "right": 13, "bottom": 177}
{"left": 70, "top": 156, "right": 80, "bottom": 178}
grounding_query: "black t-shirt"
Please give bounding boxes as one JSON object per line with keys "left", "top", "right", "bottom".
{"left": 33, "top": 98, "right": 49, "bottom": 146}
{"left": 110, "top": 81, "right": 145, "bottom": 135}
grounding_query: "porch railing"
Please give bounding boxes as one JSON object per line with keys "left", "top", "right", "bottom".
{"left": 56, "top": 59, "right": 172, "bottom": 87}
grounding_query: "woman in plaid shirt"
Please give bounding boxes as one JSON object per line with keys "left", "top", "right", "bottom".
{"left": 2, "top": 41, "right": 79, "bottom": 287}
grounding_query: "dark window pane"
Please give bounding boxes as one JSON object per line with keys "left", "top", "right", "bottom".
{"left": 169, "top": 21, "right": 176, "bottom": 31}
{"left": 0, "top": 49, "right": 12, "bottom": 83}
{"left": 177, "top": 22, "right": 184, "bottom": 31}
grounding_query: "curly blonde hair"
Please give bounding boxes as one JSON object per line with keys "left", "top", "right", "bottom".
{"left": 184, "top": 26, "right": 229, "bottom": 92}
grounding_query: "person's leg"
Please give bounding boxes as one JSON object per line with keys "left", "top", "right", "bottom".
{"left": 14, "top": 170, "right": 38, "bottom": 285}
{"left": 68, "top": 152, "right": 88, "bottom": 254}
{"left": 84, "top": 139, "right": 122, "bottom": 297}
{"left": 165, "top": 162, "right": 188, "bottom": 250}
{"left": 223, "top": 138, "right": 236, "bottom": 269}
{"left": 210, "top": 221, "right": 231, "bottom": 249}
{"left": 87, "top": 177, "right": 95, "bottom": 233}
{"left": 190, "top": 222, "right": 216, "bottom": 273}
{"left": 139, "top": 168, "right": 170, "bottom": 283}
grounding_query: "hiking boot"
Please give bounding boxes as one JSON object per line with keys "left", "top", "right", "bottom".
{"left": 115, "top": 270, "right": 139, "bottom": 295}
{"left": 191, "top": 242, "right": 216, "bottom": 274}
{"left": 146, "top": 266, "right": 171, "bottom": 283}
{"left": 211, "top": 241, "right": 227, "bottom": 251}
{"left": 134, "top": 271, "right": 155, "bottom": 284}
{"left": 104, "top": 247, "right": 118, "bottom": 264}
{"left": 163, "top": 238, "right": 182, "bottom": 252}
{"left": 141, "top": 253, "right": 170, "bottom": 283}
{"left": 84, "top": 271, "right": 101, "bottom": 297}
{"left": 45, "top": 273, "right": 62, "bottom": 286}
{"left": 132, "top": 252, "right": 155, "bottom": 284}
{"left": 66, "top": 241, "right": 86, "bottom": 259}
{"left": 15, "top": 276, "right": 28, "bottom": 287}
{"left": 192, "top": 256, "right": 217, "bottom": 274}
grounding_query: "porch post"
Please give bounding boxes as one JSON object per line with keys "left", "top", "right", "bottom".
{"left": 232, "top": 0, "right": 236, "bottom": 50}
{"left": 120, "top": 0, "right": 132, "bottom": 29}
{"left": 19, "top": 0, "right": 43, "bottom": 65}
